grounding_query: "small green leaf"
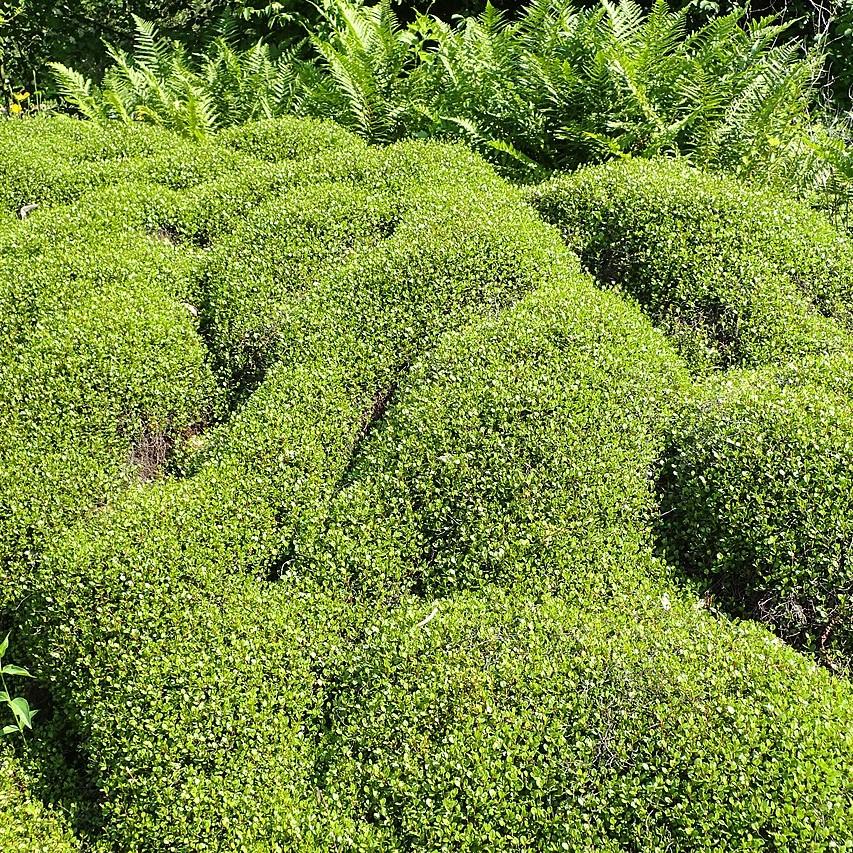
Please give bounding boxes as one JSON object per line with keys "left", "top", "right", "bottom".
{"left": 0, "top": 633, "right": 8, "bottom": 658}
{"left": 1, "top": 665, "right": 32, "bottom": 678}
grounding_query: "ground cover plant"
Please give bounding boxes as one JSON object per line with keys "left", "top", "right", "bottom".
{"left": 0, "top": 111, "right": 852, "bottom": 851}
{"left": 530, "top": 156, "right": 853, "bottom": 675}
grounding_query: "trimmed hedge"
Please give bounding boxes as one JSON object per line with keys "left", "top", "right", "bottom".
{"left": 2, "top": 118, "right": 852, "bottom": 851}
{"left": 0, "top": 115, "right": 373, "bottom": 602}
{"left": 0, "top": 223, "right": 216, "bottom": 606}
{"left": 0, "top": 747, "right": 80, "bottom": 853}
{"left": 528, "top": 158, "right": 853, "bottom": 370}
{"left": 300, "top": 275, "right": 687, "bottom": 600}
{"left": 320, "top": 587, "right": 853, "bottom": 851}
{"left": 530, "top": 158, "right": 853, "bottom": 672}
{"left": 216, "top": 115, "right": 369, "bottom": 163}
{"left": 0, "top": 116, "right": 261, "bottom": 214}
{"left": 10, "top": 126, "right": 616, "bottom": 848}
{"left": 658, "top": 370, "right": 853, "bottom": 674}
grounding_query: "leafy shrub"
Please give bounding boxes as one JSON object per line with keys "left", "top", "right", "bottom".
{"left": 2, "top": 115, "right": 852, "bottom": 850}
{"left": 0, "top": 119, "right": 243, "bottom": 609}
{"left": 302, "top": 274, "right": 687, "bottom": 600}
{"left": 319, "top": 588, "right": 853, "bottom": 850}
{"left": 529, "top": 157, "right": 853, "bottom": 369}
{"left": 1, "top": 634, "right": 37, "bottom": 738}
{"left": 658, "top": 370, "right": 853, "bottom": 674}
{"left": 0, "top": 114, "right": 255, "bottom": 212}
{"left": 215, "top": 113, "right": 367, "bottom": 161}
{"left": 0, "top": 747, "right": 79, "bottom": 852}
{"left": 6, "top": 118, "right": 609, "bottom": 847}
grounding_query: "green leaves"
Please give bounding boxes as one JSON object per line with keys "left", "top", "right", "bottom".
{"left": 1, "top": 664, "right": 32, "bottom": 678}
{"left": 41, "top": 0, "right": 853, "bottom": 210}
{"left": 0, "top": 633, "right": 37, "bottom": 737}
{"left": 1, "top": 112, "right": 852, "bottom": 848}
{"left": 3, "top": 695, "right": 38, "bottom": 734}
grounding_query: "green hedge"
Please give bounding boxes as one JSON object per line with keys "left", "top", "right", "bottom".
{"left": 0, "top": 116, "right": 375, "bottom": 598}
{"left": 320, "top": 587, "right": 853, "bottom": 851}
{"left": 0, "top": 116, "right": 257, "bottom": 213}
{"left": 0, "top": 245, "right": 216, "bottom": 608}
{"left": 2, "top": 118, "right": 852, "bottom": 850}
{"left": 301, "top": 275, "right": 686, "bottom": 600}
{"left": 0, "top": 748, "right": 80, "bottom": 853}
{"left": 528, "top": 158, "right": 853, "bottom": 370}
{"left": 658, "top": 370, "right": 853, "bottom": 674}
{"left": 10, "top": 127, "right": 608, "bottom": 848}
{"left": 529, "top": 158, "right": 853, "bottom": 672}
{"left": 216, "top": 116, "right": 368, "bottom": 163}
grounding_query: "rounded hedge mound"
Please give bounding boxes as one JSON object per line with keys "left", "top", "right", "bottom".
{"left": 301, "top": 276, "right": 687, "bottom": 601}
{"left": 528, "top": 158, "right": 853, "bottom": 370}
{"left": 658, "top": 370, "right": 853, "bottom": 674}
{"left": 320, "top": 588, "right": 853, "bottom": 851}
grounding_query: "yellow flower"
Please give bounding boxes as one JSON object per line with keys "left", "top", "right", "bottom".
{"left": 9, "top": 103, "right": 22, "bottom": 115}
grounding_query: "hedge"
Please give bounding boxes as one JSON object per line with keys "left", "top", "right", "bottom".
{"left": 319, "top": 587, "right": 853, "bottom": 851}
{"left": 0, "top": 115, "right": 376, "bottom": 603}
{"left": 216, "top": 115, "right": 369, "bottom": 163}
{"left": 658, "top": 369, "right": 853, "bottom": 675}
{"left": 0, "top": 116, "right": 259, "bottom": 214}
{"left": 528, "top": 157, "right": 853, "bottom": 370}
{"left": 0, "top": 747, "right": 80, "bottom": 853}
{"left": 9, "top": 125, "right": 610, "bottom": 848}
{"left": 299, "top": 274, "right": 687, "bottom": 600}
{"left": 0, "top": 218, "right": 217, "bottom": 609}
{"left": 2, "top": 117, "right": 852, "bottom": 850}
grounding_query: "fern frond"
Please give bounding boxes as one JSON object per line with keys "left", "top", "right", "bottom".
{"left": 130, "top": 16, "right": 171, "bottom": 75}
{"left": 48, "top": 63, "right": 104, "bottom": 121}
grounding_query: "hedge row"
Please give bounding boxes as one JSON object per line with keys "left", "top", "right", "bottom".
{"left": 25, "top": 267, "right": 853, "bottom": 849}
{"left": 528, "top": 158, "right": 853, "bottom": 371}
{"left": 298, "top": 275, "right": 687, "bottom": 600}
{"left": 10, "top": 123, "right": 612, "bottom": 848}
{"left": 0, "top": 235, "right": 216, "bottom": 612}
{"left": 0, "top": 117, "right": 246, "bottom": 213}
{"left": 530, "top": 157, "right": 853, "bottom": 673}
{"left": 0, "top": 114, "right": 383, "bottom": 606}
{"left": 2, "top": 119, "right": 852, "bottom": 850}
{"left": 320, "top": 587, "right": 853, "bottom": 850}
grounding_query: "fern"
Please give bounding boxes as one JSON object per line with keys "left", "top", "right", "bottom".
{"left": 46, "top": 0, "right": 853, "bottom": 220}
{"left": 48, "top": 63, "right": 105, "bottom": 122}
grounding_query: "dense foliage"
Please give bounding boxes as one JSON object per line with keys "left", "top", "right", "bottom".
{"left": 531, "top": 156, "right": 853, "bottom": 673}
{"left": 659, "top": 371, "right": 853, "bottom": 674}
{"left": 528, "top": 157, "right": 853, "bottom": 367}
{"left": 42, "top": 0, "right": 853, "bottom": 218}
{"left": 1, "top": 115, "right": 851, "bottom": 849}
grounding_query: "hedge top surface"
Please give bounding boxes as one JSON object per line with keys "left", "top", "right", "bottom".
{"left": 1, "top": 117, "right": 852, "bottom": 851}
{"left": 528, "top": 157, "right": 853, "bottom": 370}
{"left": 657, "top": 366, "right": 853, "bottom": 674}
{"left": 321, "top": 586, "right": 853, "bottom": 851}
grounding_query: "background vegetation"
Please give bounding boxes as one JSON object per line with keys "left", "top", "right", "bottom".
{"left": 10, "top": 0, "right": 847, "bottom": 225}
{"left": 3, "top": 0, "right": 852, "bottom": 105}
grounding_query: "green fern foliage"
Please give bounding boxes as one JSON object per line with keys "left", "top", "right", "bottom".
{"left": 50, "top": 17, "right": 307, "bottom": 139}
{"left": 48, "top": 1, "right": 853, "bottom": 215}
